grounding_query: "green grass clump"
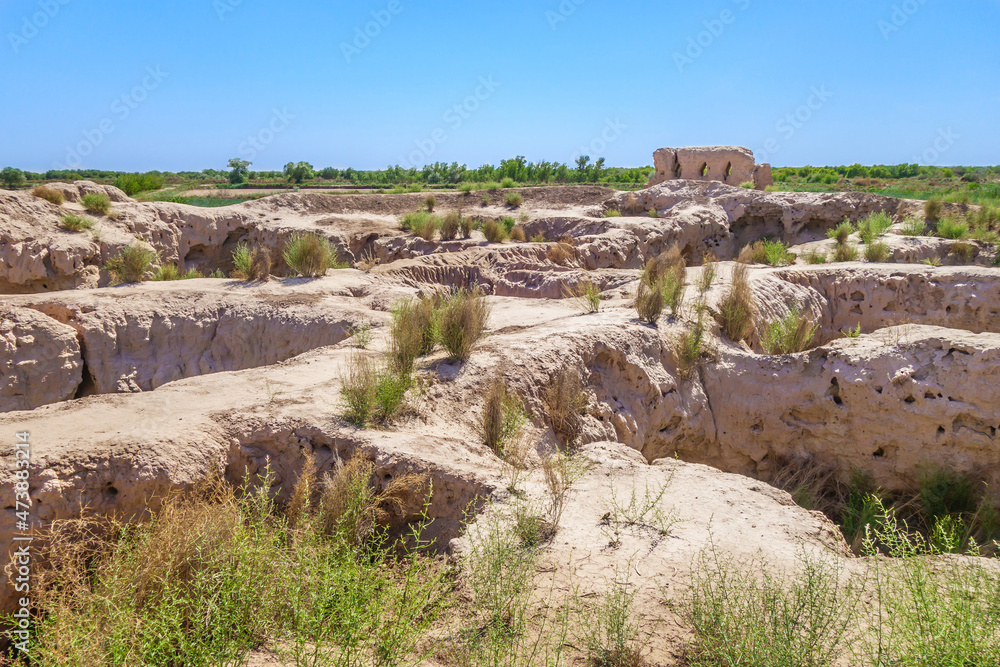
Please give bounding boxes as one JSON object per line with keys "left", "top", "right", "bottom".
{"left": 231, "top": 243, "right": 271, "bottom": 281}
{"left": 569, "top": 281, "right": 603, "bottom": 314}
{"left": 739, "top": 239, "right": 795, "bottom": 266}
{"left": 23, "top": 461, "right": 445, "bottom": 666}
{"left": 283, "top": 233, "right": 339, "bottom": 277}
{"left": 804, "top": 249, "right": 828, "bottom": 264}
{"left": 604, "top": 208, "right": 622, "bottom": 218}
{"left": 104, "top": 244, "right": 158, "bottom": 284}
{"left": 482, "top": 218, "right": 507, "bottom": 243}
{"left": 716, "top": 262, "right": 756, "bottom": 343}
{"left": 760, "top": 305, "right": 816, "bottom": 354}
{"left": 924, "top": 197, "right": 943, "bottom": 221}
{"left": 438, "top": 288, "right": 492, "bottom": 361}
{"left": 458, "top": 182, "right": 475, "bottom": 193}
{"left": 636, "top": 249, "right": 686, "bottom": 324}
{"left": 856, "top": 211, "right": 894, "bottom": 244}
{"left": 500, "top": 177, "right": 516, "bottom": 189}
{"left": 399, "top": 210, "right": 434, "bottom": 231}
{"left": 424, "top": 194, "right": 436, "bottom": 212}
{"left": 440, "top": 211, "right": 461, "bottom": 240}
{"left": 59, "top": 213, "right": 94, "bottom": 232}
{"left": 864, "top": 240, "right": 891, "bottom": 262}
{"left": 340, "top": 352, "right": 412, "bottom": 427}
{"left": 674, "top": 306, "right": 707, "bottom": 379}
{"left": 504, "top": 192, "right": 523, "bottom": 208}
{"left": 827, "top": 219, "right": 855, "bottom": 245}
{"left": 152, "top": 265, "right": 202, "bottom": 281}
{"left": 388, "top": 296, "right": 441, "bottom": 374}
{"left": 80, "top": 192, "right": 112, "bottom": 214}
{"left": 685, "top": 548, "right": 857, "bottom": 667}
{"left": 739, "top": 181, "right": 755, "bottom": 189}
{"left": 936, "top": 215, "right": 969, "bottom": 239}
{"left": 899, "top": 216, "right": 926, "bottom": 236}
{"left": 832, "top": 243, "right": 860, "bottom": 262}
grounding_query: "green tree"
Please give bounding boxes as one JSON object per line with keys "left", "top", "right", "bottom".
{"left": 284, "top": 161, "right": 315, "bottom": 184}
{"left": 228, "top": 158, "right": 251, "bottom": 185}
{"left": 1, "top": 167, "right": 25, "bottom": 189}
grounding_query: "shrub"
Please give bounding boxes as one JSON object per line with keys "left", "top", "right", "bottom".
{"left": 32, "top": 185, "right": 65, "bottom": 205}
{"left": 827, "top": 219, "right": 855, "bottom": 245}
{"left": 458, "top": 182, "right": 475, "bottom": 193}
{"left": 340, "top": 353, "right": 411, "bottom": 427}
{"left": 716, "top": 262, "right": 756, "bottom": 343}
{"left": 739, "top": 240, "right": 794, "bottom": 266}
{"left": 81, "top": 192, "right": 112, "bottom": 214}
{"left": 415, "top": 214, "right": 440, "bottom": 241}
{"left": 739, "top": 181, "right": 755, "bottom": 189}
{"left": 114, "top": 172, "right": 163, "bottom": 195}
{"left": 500, "top": 177, "right": 516, "bottom": 189}
{"left": 864, "top": 241, "right": 891, "bottom": 262}
{"left": 104, "top": 244, "right": 158, "bottom": 284}
{"left": 635, "top": 279, "right": 665, "bottom": 324}
{"left": 59, "top": 213, "right": 93, "bottom": 232}
{"left": 674, "top": 306, "right": 708, "bottom": 379}
{"left": 648, "top": 209, "right": 658, "bottom": 218}
{"left": 924, "top": 197, "right": 943, "bottom": 221}
{"left": 440, "top": 211, "right": 461, "bottom": 240}
{"left": 389, "top": 296, "right": 440, "bottom": 374}
{"left": 581, "top": 576, "right": 643, "bottom": 667}
{"left": 697, "top": 254, "right": 717, "bottom": 294}
{"left": 804, "top": 249, "right": 828, "bottom": 264}
{"left": 760, "top": 305, "right": 817, "bottom": 354}
{"left": 424, "top": 194, "right": 436, "bottom": 212}
{"left": 544, "top": 367, "right": 589, "bottom": 447}
{"left": 509, "top": 225, "right": 526, "bottom": 242}
{"left": 283, "top": 233, "right": 337, "bottom": 277}
{"left": 936, "top": 215, "right": 969, "bottom": 239}
{"left": 832, "top": 243, "right": 860, "bottom": 262}
{"left": 438, "top": 288, "right": 492, "bottom": 361}
{"left": 504, "top": 192, "right": 523, "bottom": 208}
{"left": 460, "top": 215, "right": 474, "bottom": 239}
{"left": 569, "top": 280, "right": 602, "bottom": 313}
{"left": 400, "top": 210, "right": 434, "bottom": 231}
{"left": 481, "top": 192, "right": 491, "bottom": 207}
{"left": 900, "top": 216, "right": 926, "bottom": 236}
{"left": 1, "top": 166, "right": 25, "bottom": 189}
{"left": 152, "top": 264, "right": 179, "bottom": 281}
{"left": 546, "top": 241, "right": 575, "bottom": 265}
{"left": 231, "top": 242, "right": 271, "bottom": 281}
{"left": 477, "top": 373, "right": 526, "bottom": 457}
{"left": 482, "top": 218, "right": 507, "bottom": 243}
{"left": 949, "top": 241, "right": 976, "bottom": 262}
{"left": 604, "top": 208, "right": 622, "bottom": 218}
{"left": 856, "top": 211, "right": 894, "bottom": 244}
{"left": 685, "top": 549, "right": 857, "bottom": 667}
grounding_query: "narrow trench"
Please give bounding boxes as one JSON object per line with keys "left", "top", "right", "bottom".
{"left": 72, "top": 329, "right": 97, "bottom": 399}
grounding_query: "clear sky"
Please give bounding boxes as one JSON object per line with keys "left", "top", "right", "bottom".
{"left": 1, "top": 0, "right": 998, "bottom": 172}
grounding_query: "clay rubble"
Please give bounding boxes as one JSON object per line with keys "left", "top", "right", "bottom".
{"left": 1, "top": 169, "right": 999, "bottom": 662}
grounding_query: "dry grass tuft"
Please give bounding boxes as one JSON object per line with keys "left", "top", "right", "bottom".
{"left": 283, "top": 233, "right": 337, "bottom": 277}
{"left": 509, "top": 224, "right": 526, "bottom": 242}
{"left": 715, "top": 262, "right": 756, "bottom": 343}
{"left": 232, "top": 242, "right": 271, "bottom": 281}
{"left": 544, "top": 366, "right": 589, "bottom": 447}
{"left": 438, "top": 288, "right": 492, "bottom": 360}
{"left": 477, "top": 372, "right": 527, "bottom": 457}
{"left": 482, "top": 218, "right": 508, "bottom": 243}
{"left": 440, "top": 211, "right": 461, "bottom": 240}
{"left": 32, "top": 184, "right": 65, "bottom": 205}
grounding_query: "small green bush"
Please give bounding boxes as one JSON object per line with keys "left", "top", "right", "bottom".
{"left": 739, "top": 181, "right": 755, "bottom": 189}
{"left": 804, "top": 249, "right": 828, "bottom": 264}
{"left": 152, "top": 265, "right": 202, "bottom": 281}
{"left": 716, "top": 263, "right": 756, "bottom": 343}
{"left": 832, "top": 243, "right": 860, "bottom": 262}
{"left": 827, "top": 219, "right": 855, "bottom": 245}
{"left": 231, "top": 243, "right": 271, "bottom": 281}
{"left": 856, "top": 211, "right": 894, "bottom": 244}
{"left": 500, "top": 177, "right": 516, "bottom": 189}
{"left": 438, "top": 288, "right": 492, "bottom": 361}
{"left": 283, "top": 233, "right": 337, "bottom": 277}
{"left": 924, "top": 197, "right": 944, "bottom": 221}
{"left": 59, "top": 213, "right": 94, "bottom": 232}
{"left": 864, "top": 241, "right": 891, "bottom": 262}
{"left": 604, "top": 208, "right": 622, "bottom": 218}
{"left": 739, "top": 239, "right": 795, "bottom": 266}
{"left": 899, "top": 216, "right": 926, "bottom": 236}
{"left": 760, "top": 305, "right": 816, "bottom": 354}
{"left": 936, "top": 216, "right": 969, "bottom": 240}
{"left": 477, "top": 373, "right": 526, "bottom": 457}
{"left": 504, "top": 192, "right": 523, "bottom": 208}
{"left": 81, "top": 192, "right": 112, "bottom": 215}
{"left": 388, "top": 296, "right": 440, "bottom": 374}
{"left": 424, "top": 194, "right": 436, "bottom": 212}
{"left": 399, "top": 210, "right": 434, "bottom": 231}
{"left": 104, "top": 244, "right": 158, "bottom": 284}
{"left": 340, "top": 353, "right": 411, "bottom": 427}
{"left": 439, "top": 211, "right": 460, "bottom": 241}
{"left": 482, "top": 219, "right": 507, "bottom": 243}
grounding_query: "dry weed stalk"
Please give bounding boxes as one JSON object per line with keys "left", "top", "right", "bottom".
{"left": 544, "top": 367, "right": 589, "bottom": 448}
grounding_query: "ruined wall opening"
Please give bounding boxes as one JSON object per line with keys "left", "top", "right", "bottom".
{"left": 700, "top": 163, "right": 709, "bottom": 177}
{"left": 673, "top": 160, "right": 683, "bottom": 179}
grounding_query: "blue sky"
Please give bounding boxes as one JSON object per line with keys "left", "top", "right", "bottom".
{"left": 1, "top": 0, "right": 998, "bottom": 172}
